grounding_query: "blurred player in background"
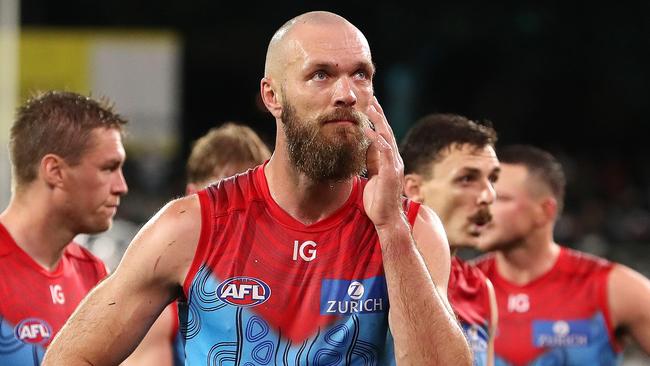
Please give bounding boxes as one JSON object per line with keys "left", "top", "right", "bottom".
{"left": 475, "top": 144, "right": 650, "bottom": 365}
{"left": 185, "top": 122, "right": 271, "bottom": 194}
{"left": 0, "top": 91, "right": 130, "bottom": 365}
{"left": 401, "top": 113, "right": 500, "bottom": 366}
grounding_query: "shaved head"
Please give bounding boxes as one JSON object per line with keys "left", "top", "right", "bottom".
{"left": 260, "top": 11, "right": 375, "bottom": 182}
{"left": 264, "top": 11, "right": 369, "bottom": 80}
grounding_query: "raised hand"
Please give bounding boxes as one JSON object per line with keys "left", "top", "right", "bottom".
{"left": 362, "top": 96, "right": 405, "bottom": 229}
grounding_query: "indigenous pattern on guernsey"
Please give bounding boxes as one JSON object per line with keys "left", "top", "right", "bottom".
{"left": 180, "top": 165, "right": 421, "bottom": 365}
{"left": 474, "top": 247, "right": 622, "bottom": 366}
{"left": 0, "top": 224, "right": 107, "bottom": 366}
{"left": 449, "top": 256, "right": 492, "bottom": 366}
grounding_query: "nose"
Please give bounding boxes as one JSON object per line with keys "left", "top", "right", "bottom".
{"left": 333, "top": 77, "right": 357, "bottom": 107}
{"left": 477, "top": 180, "right": 496, "bottom": 206}
{"left": 112, "top": 168, "right": 129, "bottom": 196}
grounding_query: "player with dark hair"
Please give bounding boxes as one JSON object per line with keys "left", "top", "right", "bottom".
{"left": 475, "top": 144, "right": 650, "bottom": 365}
{"left": 401, "top": 113, "right": 500, "bottom": 366}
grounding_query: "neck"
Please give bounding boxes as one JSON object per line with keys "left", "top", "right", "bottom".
{"left": 494, "top": 227, "right": 560, "bottom": 286}
{"left": 265, "top": 152, "right": 354, "bottom": 226}
{"left": 0, "top": 191, "right": 75, "bottom": 271}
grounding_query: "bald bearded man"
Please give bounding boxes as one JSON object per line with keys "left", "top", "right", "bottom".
{"left": 43, "top": 11, "right": 471, "bottom": 366}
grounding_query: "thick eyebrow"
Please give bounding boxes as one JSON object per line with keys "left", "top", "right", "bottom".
{"left": 456, "top": 166, "right": 500, "bottom": 177}
{"left": 102, "top": 157, "right": 125, "bottom": 167}
{"left": 457, "top": 167, "right": 482, "bottom": 176}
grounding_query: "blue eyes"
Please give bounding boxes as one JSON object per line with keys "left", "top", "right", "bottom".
{"left": 313, "top": 71, "right": 327, "bottom": 80}
{"left": 311, "top": 70, "right": 369, "bottom": 81}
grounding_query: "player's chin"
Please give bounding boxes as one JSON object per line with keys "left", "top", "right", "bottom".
{"left": 84, "top": 215, "right": 114, "bottom": 234}
{"left": 474, "top": 235, "right": 496, "bottom": 252}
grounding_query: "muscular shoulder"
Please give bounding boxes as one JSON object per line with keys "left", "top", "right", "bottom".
{"left": 609, "top": 264, "right": 650, "bottom": 328}
{"left": 413, "top": 204, "right": 446, "bottom": 237}
{"left": 154, "top": 195, "right": 202, "bottom": 234}
{"left": 116, "top": 195, "right": 202, "bottom": 287}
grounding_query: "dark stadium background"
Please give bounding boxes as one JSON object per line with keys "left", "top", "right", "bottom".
{"left": 20, "top": 1, "right": 650, "bottom": 264}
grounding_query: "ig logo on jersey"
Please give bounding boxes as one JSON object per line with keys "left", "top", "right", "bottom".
{"left": 216, "top": 276, "right": 271, "bottom": 307}
{"left": 14, "top": 318, "right": 52, "bottom": 345}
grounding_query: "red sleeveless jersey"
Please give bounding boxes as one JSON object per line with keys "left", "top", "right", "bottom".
{"left": 180, "top": 165, "right": 420, "bottom": 365}
{"left": 474, "top": 247, "right": 621, "bottom": 366}
{"left": 0, "top": 223, "right": 108, "bottom": 365}
{"left": 449, "top": 256, "right": 492, "bottom": 366}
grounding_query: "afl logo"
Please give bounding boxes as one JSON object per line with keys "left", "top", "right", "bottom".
{"left": 14, "top": 318, "right": 52, "bottom": 345}
{"left": 216, "top": 276, "right": 271, "bottom": 307}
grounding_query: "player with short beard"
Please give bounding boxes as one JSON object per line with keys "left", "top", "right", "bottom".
{"left": 474, "top": 145, "right": 650, "bottom": 365}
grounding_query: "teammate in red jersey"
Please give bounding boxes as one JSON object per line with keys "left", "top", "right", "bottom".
{"left": 44, "top": 11, "right": 471, "bottom": 366}
{"left": 0, "top": 91, "right": 173, "bottom": 366}
{"left": 401, "top": 113, "right": 501, "bottom": 366}
{"left": 475, "top": 144, "right": 650, "bottom": 365}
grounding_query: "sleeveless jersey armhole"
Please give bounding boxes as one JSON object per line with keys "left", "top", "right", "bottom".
{"left": 182, "top": 190, "right": 214, "bottom": 298}
{"left": 484, "top": 277, "right": 496, "bottom": 334}
{"left": 405, "top": 200, "right": 421, "bottom": 227}
{"left": 169, "top": 301, "right": 180, "bottom": 342}
{"left": 599, "top": 264, "right": 623, "bottom": 353}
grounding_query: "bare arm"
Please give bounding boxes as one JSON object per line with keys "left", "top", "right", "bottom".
{"left": 364, "top": 97, "right": 472, "bottom": 365}
{"left": 609, "top": 264, "right": 650, "bottom": 354}
{"left": 120, "top": 304, "right": 175, "bottom": 366}
{"left": 43, "top": 196, "right": 201, "bottom": 366}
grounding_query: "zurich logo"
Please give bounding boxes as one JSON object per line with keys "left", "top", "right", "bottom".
{"left": 216, "top": 276, "right": 271, "bottom": 307}
{"left": 347, "top": 281, "right": 364, "bottom": 300}
{"left": 14, "top": 318, "right": 52, "bottom": 345}
{"left": 553, "top": 321, "right": 570, "bottom": 336}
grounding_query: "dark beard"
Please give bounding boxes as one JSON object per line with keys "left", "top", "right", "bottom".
{"left": 282, "top": 102, "right": 370, "bottom": 183}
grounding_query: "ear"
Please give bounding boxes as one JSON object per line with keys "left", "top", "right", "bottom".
{"left": 542, "top": 197, "right": 558, "bottom": 221}
{"left": 535, "top": 196, "right": 558, "bottom": 226}
{"left": 40, "top": 154, "right": 66, "bottom": 188}
{"left": 260, "top": 77, "right": 283, "bottom": 119}
{"left": 404, "top": 173, "right": 424, "bottom": 203}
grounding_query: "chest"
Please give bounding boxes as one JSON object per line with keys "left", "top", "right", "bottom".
{"left": 188, "top": 206, "right": 389, "bottom": 343}
{"left": 0, "top": 256, "right": 100, "bottom": 347}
